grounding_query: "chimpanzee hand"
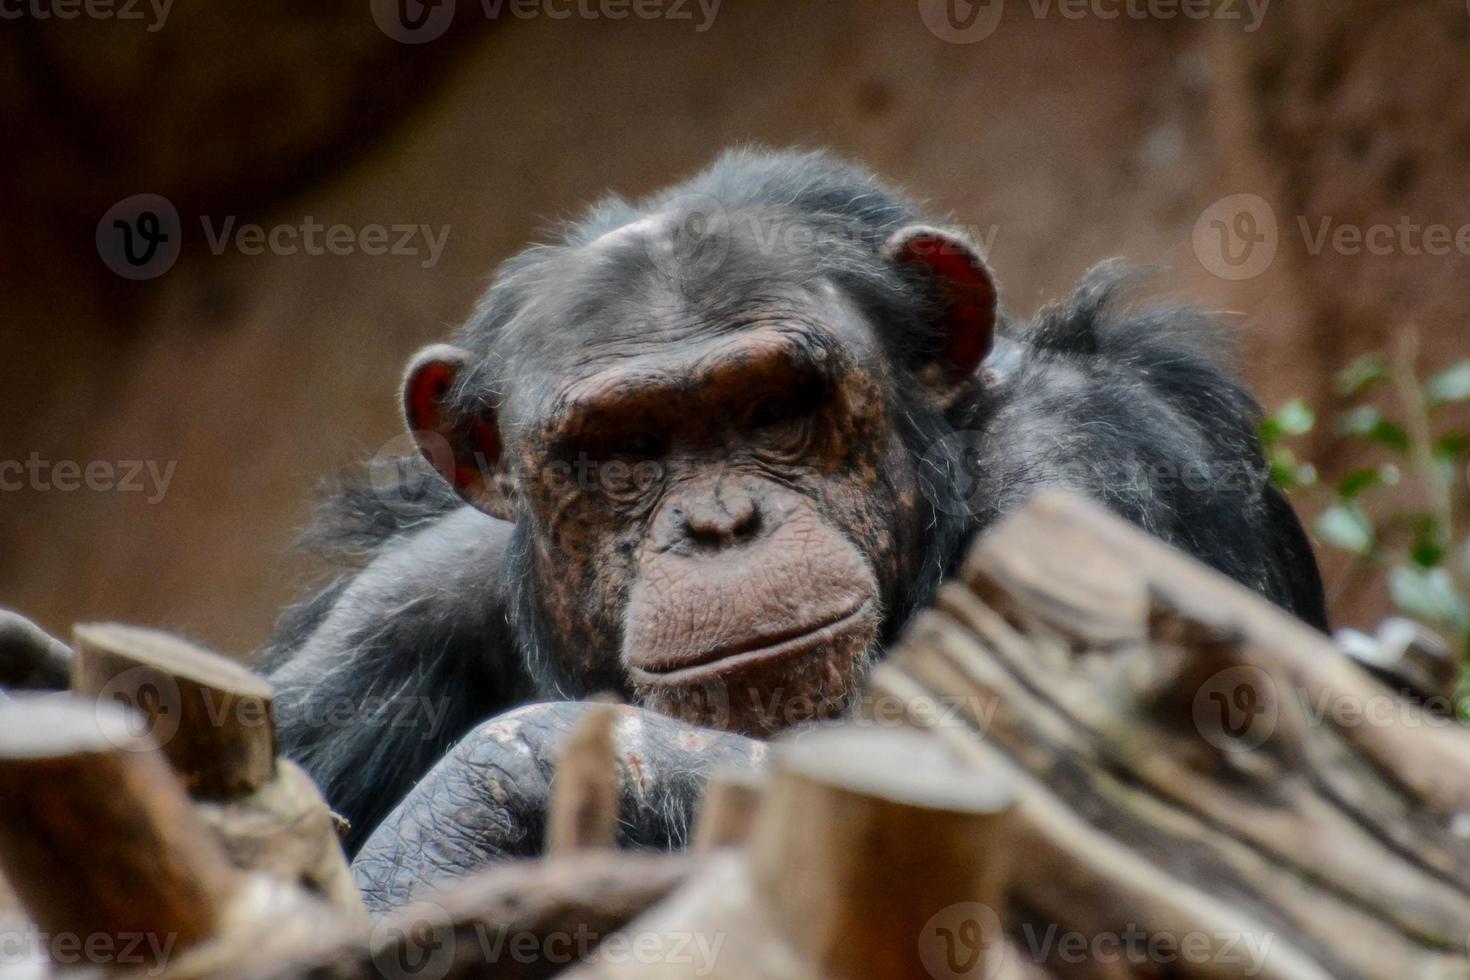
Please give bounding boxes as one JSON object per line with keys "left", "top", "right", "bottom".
{"left": 349, "top": 701, "right": 765, "bottom": 913}
{"left": 0, "top": 609, "right": 73, "bottom": 691}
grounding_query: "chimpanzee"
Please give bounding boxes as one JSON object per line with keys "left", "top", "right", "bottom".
{"left": 245, "top": 148, "right": 1325, "bottom": 906}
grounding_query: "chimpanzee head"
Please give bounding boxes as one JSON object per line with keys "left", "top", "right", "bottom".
{"left": 401, "top": 151, "right": 997, "bottom": 735}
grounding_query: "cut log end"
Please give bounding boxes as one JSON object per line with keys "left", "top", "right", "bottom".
{"left": 72, "top": 622, "right": 273, "bottom": 701}
{"left": 778, "top": 725, "right": 1014, "bottom": 816}
{"left": 70, "top": 622, "right": 277, "bottom": 799}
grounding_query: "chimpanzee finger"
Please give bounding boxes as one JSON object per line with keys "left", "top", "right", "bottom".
{"left": 349, "top": 701, "right": 764, "bottom": 914}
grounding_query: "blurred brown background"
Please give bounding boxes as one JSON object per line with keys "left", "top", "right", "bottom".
{"left": 2, "top": 0, "right": 1468, "bottom": 655}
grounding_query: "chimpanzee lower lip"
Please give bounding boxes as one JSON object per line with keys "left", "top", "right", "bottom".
{"left": 629, "top": 599, "right": 875, "bottom": 686}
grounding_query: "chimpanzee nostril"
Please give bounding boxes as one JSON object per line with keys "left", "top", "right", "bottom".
{"left": 731, "top": 503, "right": 761, "bottom": 542}
{"left": 679, "top": 483, "right": 762, "bottom": 549}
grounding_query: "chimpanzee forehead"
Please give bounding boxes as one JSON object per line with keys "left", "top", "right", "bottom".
{"left": 490, "top": 210, "right": 884, "bottom": 421}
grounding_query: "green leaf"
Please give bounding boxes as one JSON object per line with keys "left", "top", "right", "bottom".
{"left": 1336, "top": 464, "right": 1399, "bottom": 499}
{"left": 1267, "top": 457, "right": 1295, "bottom": 490}
{"left": 1426, "top": 360, "right": 1470, "bottom": 406}
{"left": 1261, "top": 399, "right": 1316, "bottom": 448}
{"left": 1411, "top": 541, "right": 1447, "bottom": 568}
{"left": 1273, "top": 399, "right": 1316, "bottom": 436}
{"left": 1337, "top": 405, "right": 1410, "bottom": 452}
{"left": 1433, "top": 432, "right": 1470, "bottom": 461}
{"left": 1266, "top": 447, "right": 1316, "bottom": 491}
{"left": 1389, "top": 565, "right": 1470, "bottom": 629}
{"left": 1314, "top": 503, "right": 1374, "bottom": 555}
{"left": 1334, "top": 354, "right": 1388, "bottom": 397}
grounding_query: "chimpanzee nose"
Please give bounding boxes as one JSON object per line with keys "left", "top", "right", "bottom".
{"left": 677, "top": 482, "right": 762, "bottom": 549}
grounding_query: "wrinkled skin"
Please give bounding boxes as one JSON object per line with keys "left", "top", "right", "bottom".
{"left": 351, "top": 702, "right": 764, "bottom": 913}
{"left": 511, "top": 300, "right": 917, "bottom": 737}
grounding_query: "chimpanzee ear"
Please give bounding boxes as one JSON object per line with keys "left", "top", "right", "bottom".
{"left": 882, "top": 224, "right": 998, "bottom": 403}
{"left": 402, "top": 344, "right": 513, "bottom": 521}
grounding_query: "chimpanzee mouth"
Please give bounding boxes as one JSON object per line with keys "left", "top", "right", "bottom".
{"left": 628, "top": 598, "right": 876, "bottom": 686}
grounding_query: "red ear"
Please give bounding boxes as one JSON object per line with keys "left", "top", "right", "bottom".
{"left": 402, "top": 344, "right": 511, "bottom": 519}
{"left": 882, "top": 224, "right": 998, "bottom": 379}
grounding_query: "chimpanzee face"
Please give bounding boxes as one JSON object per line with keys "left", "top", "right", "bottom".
{"left": 402, "top": 210, "right": 996, "bottom": 735}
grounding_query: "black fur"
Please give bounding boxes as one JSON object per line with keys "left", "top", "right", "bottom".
{"left": 260, "top": 148, "right": 1326, "bottom": 853}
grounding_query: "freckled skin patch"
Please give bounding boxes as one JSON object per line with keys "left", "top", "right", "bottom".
{"left": 511, "top": 301, "right": 918, "bottom": 734}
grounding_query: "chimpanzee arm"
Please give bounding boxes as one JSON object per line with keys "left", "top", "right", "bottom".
{"left": 349, "top": 702, "right": 765, "bottom": 913}
{"left": 261, "top": 505, "right": 536, "bottom": 854}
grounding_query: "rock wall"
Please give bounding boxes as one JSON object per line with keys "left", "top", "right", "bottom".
{"left": 2, "top": 0, "right": 1465, "bottom": 651}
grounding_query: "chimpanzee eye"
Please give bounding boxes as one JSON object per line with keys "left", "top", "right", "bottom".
{"left": 745, "top": 396, "right": 800, "bottom": 430}
{"left": 608, "top": 431, "right": 665, "bottom": 460}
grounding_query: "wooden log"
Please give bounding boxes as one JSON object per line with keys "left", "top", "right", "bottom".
{"left": 0, "top": 697, "right": 240, "bottom": 968}
{"left": 1337, "top": 617, "right": 1463, "bottom": 703}
{"left": 248, "top": 852, "right": 697, "bottom": 979}
{"left": 70, "top": 622, "right": 276, "bottom": 800}
{"left": 692, "top": 768, "right": 766, "bottom": 852}
{"left": 867, "top": 490, "right": 1470, "bottom": 978}
{"left": 546, "top": 703, "right": 621, "bottom": 856}
{"left": 67, "top": 623, "right": 365, "bottom": 924}
{"left": 568, "top": 726, "right": 1018, "bottom": 980}
{"left": 748, "top": 727, "right": 1015, "bottom": 980}
{"left": 192, "top": 760, "right": 367, "bottom": 927}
